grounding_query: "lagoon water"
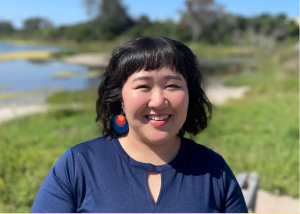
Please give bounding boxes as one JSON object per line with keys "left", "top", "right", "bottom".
{"left": 0, "top": 42, "right": 100, "bottom": 104}
{"left": 0, "top": 41, "right": 61, "bottom": 53}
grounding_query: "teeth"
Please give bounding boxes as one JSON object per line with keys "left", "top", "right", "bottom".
{"left": 148, "top": 115, "right": 170, "bottom": 121}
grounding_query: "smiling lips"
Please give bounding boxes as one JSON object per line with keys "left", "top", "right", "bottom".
{"left": 145, "top": 114, "right": 172, "bottom": 127}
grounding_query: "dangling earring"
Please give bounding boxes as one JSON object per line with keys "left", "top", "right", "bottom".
{"left": 112, "top": 108, "right": 129, "bottom": 134}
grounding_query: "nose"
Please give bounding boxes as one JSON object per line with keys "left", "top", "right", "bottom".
{"left": 148, "top": 89, "right": 168, "bottom": 109}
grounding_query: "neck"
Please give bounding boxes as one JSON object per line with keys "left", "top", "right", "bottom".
{"left": 118, "top": 131, "right": 181, "bottom": 166}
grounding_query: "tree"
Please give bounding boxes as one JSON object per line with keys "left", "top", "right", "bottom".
{"left": 0, "top": 21, "right": 14, "bottom": 34}
{"left": 23, "top": 17, "right": 53, "bottom": 31}
{"left": 210, "top": 13, "right": 239, "bottom": 44}
{"left": 83, "top": 0, "right": 133, "bottom": 39}
{"left": 286, "top": 20, "right": 299, "bottom": 38}
{"left": 271, "top": 14, "right": 288, "bottom": 40}
{"left": 179, "top": 0, "right": 224, "bottom": 41}
{"left": 125, "top": 15, "right": 152, "bottom": 39}
{"left": 125, "top": 15, "right": 179, "bottom": 39}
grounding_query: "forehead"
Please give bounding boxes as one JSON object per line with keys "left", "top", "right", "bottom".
{"left": 128, "top": 66, "right": 181, "bottom": 79}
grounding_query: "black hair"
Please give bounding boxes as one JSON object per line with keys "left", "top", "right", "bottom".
{"left": 96, "top": 37, "right": 212, "bottom": 138}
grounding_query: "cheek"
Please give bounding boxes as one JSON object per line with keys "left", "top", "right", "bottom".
{"left": 122, "top": 90, "right": 148, "bottom": 113}
{"left": 169, "top": 92, "right": 189, "bottom": 111}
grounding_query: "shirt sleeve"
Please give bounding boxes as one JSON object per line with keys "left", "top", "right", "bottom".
{"left": 221, "top": 158, "right": 248, "bottom": 213}
{"left": 31, "top": 148, "right": 76, "bottom": 213}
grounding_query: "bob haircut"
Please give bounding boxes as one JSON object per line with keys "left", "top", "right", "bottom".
{"left": 96, "top": 37, "right": 212, "bottom": 138}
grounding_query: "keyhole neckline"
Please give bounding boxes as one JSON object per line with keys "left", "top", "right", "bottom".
{"left": 112, "top": 136, "right": 186, "bottom": 172}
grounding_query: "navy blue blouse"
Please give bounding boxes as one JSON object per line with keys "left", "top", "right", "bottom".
{"left": 31, "top": 135, "right": 248, "bottom": 213}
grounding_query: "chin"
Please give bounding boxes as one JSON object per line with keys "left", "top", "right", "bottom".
{"left": 144, "top": 130, "right": 176, "bottom": 145}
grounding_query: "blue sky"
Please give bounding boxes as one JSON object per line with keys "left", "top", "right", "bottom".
{"left": 0, "top": 0, "right": 298, "bottom": 29}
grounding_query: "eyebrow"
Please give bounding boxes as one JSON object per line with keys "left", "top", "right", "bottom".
{"left": 132, "top": 75, "right": 182, "bottom": 83}
{"left": 164, "top": 75, "right": 182, "bottom": 81}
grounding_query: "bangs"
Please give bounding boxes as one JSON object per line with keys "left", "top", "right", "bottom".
{"left": 97, "top": 37, "right": 212, "bottom": 138}
{"left": 114, "top": 37, "right": 188, "bottom": 80}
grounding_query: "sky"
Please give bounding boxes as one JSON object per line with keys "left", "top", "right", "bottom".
{"left": 0, "top": 0, "right": 298, "bottom": 29}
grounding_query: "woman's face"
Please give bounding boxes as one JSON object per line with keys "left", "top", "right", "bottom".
{"left": 121, "top": 65, "right": 189, "bottom": 144}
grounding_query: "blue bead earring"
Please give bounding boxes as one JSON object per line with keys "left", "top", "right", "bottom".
{"left": 112, "top": 108, "right": 129, "bottom": 134}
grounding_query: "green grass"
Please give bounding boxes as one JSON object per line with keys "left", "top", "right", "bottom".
{"left": 46, "top": 87, "right": 98, "bottom": 106}
{"left": 0, "top": 43, "right": 298, "bottom": 212}
{"left": 187, "top": 43, "right": 259, "bottom": 59}
{"left": 0, "top": 108, "right": 101, "bottom": 212}
{"left": 197, "top": 57, "right": 299, "bottom": 197}
{"left": 197, "top": 93, "right": 299, "bottom": 196}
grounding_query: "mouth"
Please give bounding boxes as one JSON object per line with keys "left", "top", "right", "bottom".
{"left": 145, "top": 115, "right": 172, "bottom": 121}
{"left": 145, "top": 114, "right": 172, "bottom": 127}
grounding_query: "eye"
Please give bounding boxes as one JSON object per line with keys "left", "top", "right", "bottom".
{"left": 136, "top": 85, "right": 149, "bottom": 89}
{"left": 167, "top": 84, "right": 180, "bottom": 89}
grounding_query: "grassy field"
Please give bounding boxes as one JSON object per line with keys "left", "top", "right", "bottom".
{"left": 0, "top": 42, "right": 298, "bottom": 212}
{"left": 0, "top": 108, "right": 99, "bottom": 212}
{"left": 197, "top": 57, "right": 299, "bottom": 197}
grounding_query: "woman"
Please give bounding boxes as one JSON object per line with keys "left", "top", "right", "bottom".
{"left": 31, "top": 37, "right": 248, "bottom": 213}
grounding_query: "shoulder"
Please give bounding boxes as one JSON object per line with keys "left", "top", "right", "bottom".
{"left": 182, "top": 137, "right": 225, "bottom": 167}
{"left": 182, "top": 138, "right": 242, "bottom": 192}
{"left": 51, "top": 135, "right": 115, "bottom": 178}
{"left": 69, "top": 134, "right": 114, "bottom": 154}
{"left": 55, "top": 135, "right": 115, "bottom": 168}
{"left": 182, "top": 138, "right": 246, "bottom": 208}
{"left": 181, "top": 137, "right": 237, "bottom": 185}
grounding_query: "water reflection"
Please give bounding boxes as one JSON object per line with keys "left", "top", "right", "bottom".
{"left": 0, "top": 41, "right": 61, "bottom": 53}
{"left": 0, "top": 59, "right": 102, "bottom": 104}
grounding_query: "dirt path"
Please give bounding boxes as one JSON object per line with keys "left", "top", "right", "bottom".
{"left": 0, "top": 103, "right": 48, "bottom": 124}
{"left": 0, "top": 103, "right": 83, "bottom": 124}
{"left": 248, "top": 190, "right": 299, "bottom": 213}
{"left": 205, "top": 84, "right": 250, "bottom": 105}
